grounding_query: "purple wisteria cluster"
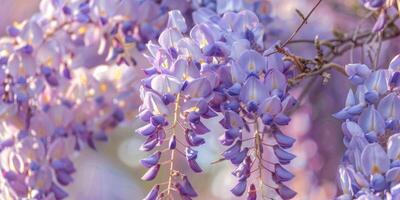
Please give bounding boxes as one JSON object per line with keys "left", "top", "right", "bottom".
{"left": 137, "top": 6, "right": 298, "bottom": 199}
{"left": 335, "top": 55, "right": 400, "bottom": 199}
{"left": 0, "top": 0, "right": 276, "bottom": 199}
{"left": 0, "top": 0, "right": 180, "bottom": 198}
{"left": 2, "top": 0, "right": 400, "bottom": 199}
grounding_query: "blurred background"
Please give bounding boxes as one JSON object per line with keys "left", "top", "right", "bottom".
{"left": 3, "top": 0, "right": 399, "bottom": 199}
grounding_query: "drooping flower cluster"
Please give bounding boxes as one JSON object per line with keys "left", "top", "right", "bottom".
{"left": 137, "top": 10, "right": 218, "bottom": 199}
{"left": 335, "top": 55, "right": 400, "bottom": 199}
{"left": 0, "top": 0, "right": 177, "bottom": 198}
{"left": 0, "top": 0, "right": 278, "bottom": 199}
{"left": 137, "top": 5, "right": 298, "bottom": 198}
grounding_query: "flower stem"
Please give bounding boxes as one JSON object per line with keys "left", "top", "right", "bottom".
{"left": 166, "top": 92, "right": 181, "bottom": 198}
{"left": 254, "top": 118, "right": 264, "bottom": 197}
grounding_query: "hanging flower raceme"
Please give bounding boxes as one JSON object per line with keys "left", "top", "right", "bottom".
{"left": 137, "top": 9, "right": 220, "bottom": 199}
{"left": 136, "top": 6, "right": 298, "bottom": 199}
{"left": 0, "top": 0, "right": 171, "bottom": 198}
{"left": 0, "top": 0, "right": 277, "bottom": 199}
{"left": 335, "top": 54, "right": 400, "bottom": 199}
{"left": 202, "top": 15, "right": 298, "bottom": 200}
{"left": 0, "top": 121, "right": 76, "bottom": 200}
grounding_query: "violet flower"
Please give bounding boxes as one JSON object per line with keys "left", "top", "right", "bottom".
{"left": 335, "top": 55, "right": 400, "bottom": 199}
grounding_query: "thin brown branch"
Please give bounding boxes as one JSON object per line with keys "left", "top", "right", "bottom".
{"left": 281, "top": 0, "right": 323, "bottom": 48}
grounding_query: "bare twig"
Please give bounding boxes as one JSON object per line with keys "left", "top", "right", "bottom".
{"left": 281, "top": 0, "right": 323, "bottom": 48}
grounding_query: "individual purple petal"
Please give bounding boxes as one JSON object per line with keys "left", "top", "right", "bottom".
{"left": 141, "top": 164, "right": 160, "bottom": 181}
{"left": 274, "top": 113, "right": 291, "bottom": 126}
{"left": 231, "top": 39, "right": 250, "bottom": 60}
{"left": 56, "top": 170, "right": 73, "bottom": 186}
{"left": 151, "top": 74, "right": 182, "bottom": 96}
{"left": 239, "top": 76, "right": 267, "bottom": 104}
{"left": 143, "top": 92, "right": 170, "bottom": 115}
{"left": 232, "top": 158, "right": 251, "bottom": 179}
{"left": 231, "top": 61, "right": 246, "bottom": 83}
{"left": 190, "top": 121, "right": 210, "bottom": 135}
{"left": 347, "top": 104, "right": 366, "bottom": 116}
{"left": 219, "top": 134, "right": 235, "bottom": 146}
{"left": 231, "top": 147, "right": 249, "bottom": 165}
{"left": 387, "top": 133, "right": 400, "bottom": 161}
{"left": 358, "top": 106, "right": 386, "bottom": 136}
{"left": 185, "top": 130, "right": 205, "bottom": 146}
{"left": 158, "top": 28, "right": 183, "bottom": 50}
{"left": 386, "top": 167, "right": 400, "bottom": 184}
{"left": 223, "top": 140, "right": 241, "bottom": 160}
{"left": 273, "top": 145, "right": 296, "bottom": 165}
{"left": 273, "top": 131, "right": 295, "bottom": 149}
{"left": 370, "top": 174, "right": 386, "bottom": 192}
{"left": 238, "top": 50, "right": 265, "bottom": 75}
{"left": 333, "top": 109, "right": 352, "bottom": 120}
{"left": 140, "top": 151, "right": 162, "bottom": 168}
{"left": 364, "top": 90, "right": 379, "bottom": 104}
{"left": 372, "top": 10, "right": 386, "bottom": 33}
{"left": 390, "top": 72, "right": 400, "bottom": 88}
{"left": 361, "top": 143, "right": 390, "bottom": 176}
{"left": 247, "top": 184, "right": 257, "bottom": 200}
{"left": 143, "top": 67, "right": 158, "bottom": 76}
{"left": 259, "top": 96, "right": 282, "bottom": 115}
{"left": 345, "top": 89, "right": 357, "bottom": 107}
{"left": 51, "top": 183, "right": 68, "bottom": 199}
{"left": 225, "top": 128, "right": 241, "bottom": 140}
{"left": 389, "top": 54, "right": 400, "bottom": 70}
{"left": 186, "top": 147, "right": 198, "bottom": 160}
{"left": 152, "top": 49, "right": 173, "bottom": 71}
{"left": 261, "top": 113, "right": 273, "bottom": 125}
{"left": 140, "top": 135, "right": 159, "bottom": 151}
{"left": 176, "top": 176, "right": 198, "bottom": 197}
{"left": 167, "top": 10, "right": 187, "bottom": 33}
{"left": 144, "top": 185, "right": 160, "bottom": 200}
{"left": 6, "top": 25, "right": 20, "bottom": 37}
{"left": 177, "top": 38, "right": 203, "bottom": 61}
{"left": 273, "top": 164, "right": 294, "bottom": 183}
{"left": 221, "top": 110, "right": 244, "bottom": 129}
{"left": 226, "top": 83, "right": 242, "bottom": 96}
{"left": 361, "top": 0, "right": 386, "bottom": 10}
{"left": 281, "top": 96, "right": 297, "bottom": 113}
{"left": 190, "top": 23, "right": 215, "bottom": 49}
{"left": 365, "top": 70, "right": 389, "bottom": 95}
{"left": 201, "top": 106, "right": 217, "bottom": 119}
{"left": 235, "top": 10, "right": 260, "bottom": 33}
{"left": 171, "top": 59, "right": 200, "bottom": 81}
{"left": 169, "top": 135, "right": 176, "bottom": 150}
{"left": 204, "top": 41, "right": 230, "bottom": 57}
{"left": 341, "top": 120, "right": 364, "bottom": 138}
{"left": 276, "top": 184, "right": 297, "bottom": 199}
{"left": 378, "top": 93, "right": 400, "bottom": 121}
{"left": 264, "top": 68, "right": 287, "bottom": 96}
{"left": 150, "top": 115, "right": 166, "bottom": 127}
{"left": 338, "top": 166, "right": 353, "bottom": 195}
{"left": 136, "top": 124, "right": 157, "bottom": 136}
{"left": 138, "top": 110, "right": 153, "bottom": 122}
{"left": 392, "top": 184, "right": 400, "bottom": 198}
{"left": 188, "top": 112, "right": 201, "bottom": 124}
{"left": 184, "top": 77, "right": 212, "bottom": 99}
{"left": 188, "top": 159, "right": 203, "bottom": 173}
{"left": 247, "top": 100, "right": 259, "bottom": 113}
{"left": 231, "top": 180, "right": 247, "bottom": 197}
